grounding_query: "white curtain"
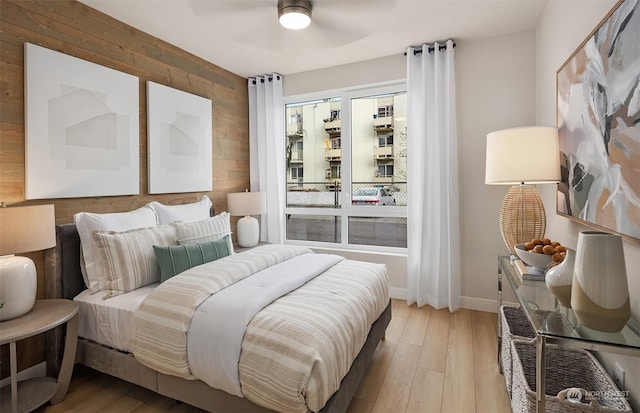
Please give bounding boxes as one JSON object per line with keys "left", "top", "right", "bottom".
{"left": 248, "top": 74, "right": 285, "bottom": 244}
{"left": 406, "top": 40, "right": 461, "bottom": 311}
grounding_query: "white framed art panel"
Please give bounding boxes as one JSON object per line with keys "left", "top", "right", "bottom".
{"left": 147, "top": 81, "right": 213, "bottom": 194}
{"left": 24, "top": 43, "right": 139, "bottom": 199}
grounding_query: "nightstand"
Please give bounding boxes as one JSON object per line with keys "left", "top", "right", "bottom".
{"left": 497, "top": 256, "right": 639, "bottom": 413}
{"left": 0, "top": 299, "right": 78, "bottom": 413}
{"left": 234, "top": 241, "right": 269, "bottom": 253}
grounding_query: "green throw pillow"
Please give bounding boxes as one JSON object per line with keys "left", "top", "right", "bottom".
{"left": 153, "top": 236, "right": 232, "bottom": 282}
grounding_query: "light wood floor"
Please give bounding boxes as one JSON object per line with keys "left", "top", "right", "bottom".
{"left": 35, "top": 299, "right": 511, "bottom": 413}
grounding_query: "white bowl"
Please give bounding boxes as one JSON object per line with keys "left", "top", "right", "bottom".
{"left": 514, "top": 243, "right": 553, "bottom": 271}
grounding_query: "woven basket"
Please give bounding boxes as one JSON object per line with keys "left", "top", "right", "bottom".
{"left": 500, "top": 306, "right": 535, "bottom": 397}
{"left": 510, "top": 340, "right": 632, "bottom": 413}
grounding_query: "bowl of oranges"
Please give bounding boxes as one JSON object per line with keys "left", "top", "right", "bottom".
{"left": 514, "top": 238, "right": 567, "bottom": 272}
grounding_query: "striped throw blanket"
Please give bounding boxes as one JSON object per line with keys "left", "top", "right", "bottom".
{"left": 131, "top": 245, "right": 389, "bottom": 412}
{"left": 130, "top": 244, "right": 312, "bottom": 378}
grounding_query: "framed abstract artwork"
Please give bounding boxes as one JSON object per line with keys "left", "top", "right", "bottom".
{"left": 24, "top": 43, "right": 139, "bottom": 199}
{"left": 556, "top": 0, "right": 640, "bottom": 243}
{"left": 147, "top": 81, "right": 213, "bottom": 194}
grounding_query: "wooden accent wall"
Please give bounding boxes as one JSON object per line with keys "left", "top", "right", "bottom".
{"left": 0, "top": 0, "right": 250, "bottom": 378}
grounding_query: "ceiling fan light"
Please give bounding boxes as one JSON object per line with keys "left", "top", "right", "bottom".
{"left": 278, "top": 0, "right": 312, "bottom": 30}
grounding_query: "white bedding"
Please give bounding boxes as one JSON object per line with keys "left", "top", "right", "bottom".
{"left": 73, "top": 244, "right": 389, "bottom": 413}
{"left": 187, "top": 253, "right": 344, "bottom": 397}
{"left": 73, "top": 284, "right": 157, "bottom": 351}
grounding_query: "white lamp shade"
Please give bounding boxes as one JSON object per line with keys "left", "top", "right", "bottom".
{"left": 0, "top": 204, "right": 56, "bottom": 255}
{"left": 485, "top": 126, "right": 561, "bottom": 185}
{"left": 227, "top": 192, "right": 267, "bottom": 217}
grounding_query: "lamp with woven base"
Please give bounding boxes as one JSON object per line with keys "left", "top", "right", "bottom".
{"left": 485, "top": 127, "right": 560, "bottom": 255}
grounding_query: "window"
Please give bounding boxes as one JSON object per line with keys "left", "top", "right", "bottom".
{"left": 291, "top": 166, "right": 303, "bottom": 179}
{"left": 378, "top": 164, "right": 394, "bottom": 177}
{"left": 284, "top": 84, "right": 407, "bottom": 250}
{"left": 378, "top": 135, "right": 393, "bottom": 147}
{"left": 377, "top": 105, "right": 394, "bottom": 117}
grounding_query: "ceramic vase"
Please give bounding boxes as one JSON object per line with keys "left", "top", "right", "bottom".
{"left": 545, "top": 248, "right": 574, "bottom": 308}
{"left": 571, "top": 231, "right": 630, "bottom": 333}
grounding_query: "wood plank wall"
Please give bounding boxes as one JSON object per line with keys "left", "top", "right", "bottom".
{"left": 0, "top": 0, "right": 250, "bottom": 378}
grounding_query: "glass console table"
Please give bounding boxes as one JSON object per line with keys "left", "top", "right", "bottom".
{"left": 497, "top": 255, "right": 640, "bottom": 413}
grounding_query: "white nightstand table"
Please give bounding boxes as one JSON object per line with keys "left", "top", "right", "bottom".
{"left": 0, "top": 299, "right": 78, "bottom": 413}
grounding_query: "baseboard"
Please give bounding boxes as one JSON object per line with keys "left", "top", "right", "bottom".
{"left": 388, "top": 287, "right": 406, "bottom": 300}
{"left": 460, "top": 296, "right": 499, "bottom": 313}
{"left": 388, "top": 288, "right": 519, "bottom": 313}
{"left": 0, "top": 361, "right": 46, "bottom": 388}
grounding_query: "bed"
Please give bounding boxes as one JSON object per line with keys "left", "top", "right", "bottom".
{"left": 44, "top": 204, "right": 391, "bottom": 413}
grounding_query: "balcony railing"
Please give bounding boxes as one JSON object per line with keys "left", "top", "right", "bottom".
{"left": 287, "top": 124, "right": 303, "bottom": 137}
{"left": 373, "top": 145, "right": 394, "bottom": 159}
{"left": 373, "top": 116, "right": 393, "bottom": 130}
{"left": 290, "top": 151, "right": 303, "bottom": 162}
{"left": 324, "top": 119, "right": 341, "bottom": 133}
{"left": 325, "top": 148, "right": 342, "bottom": 161}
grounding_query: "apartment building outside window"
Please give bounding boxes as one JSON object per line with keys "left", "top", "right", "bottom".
{"left": 284, "top": 83, "right": 407, "bottom": 250}
{"left": 291, "top": 166, "right": 303, "bottom": 180}
{"left": 378, "top": 164, "right": 394, "bottom": 177}
{"left": 378, "top": 135, "right": 393, "bottom": 147}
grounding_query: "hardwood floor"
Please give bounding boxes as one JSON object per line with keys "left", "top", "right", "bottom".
{"left": 35, "top": 299, "right": 510, "bottom": 413}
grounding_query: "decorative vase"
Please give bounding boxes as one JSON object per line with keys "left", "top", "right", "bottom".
{"left": 571, "top": 231, "right": 630, "bottom": 333}
{"left": 545, "top": 248, "right": 575, "bottom": 308}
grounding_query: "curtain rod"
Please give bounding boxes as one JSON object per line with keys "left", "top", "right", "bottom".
{"left": 250, "top": 74, "right": 282, "bottom": 85}
{"left": 404, "top": 42, "right": 456, "bottom": 56}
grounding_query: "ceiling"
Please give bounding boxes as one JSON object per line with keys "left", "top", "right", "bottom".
{"left": 78, "top": 0, "right": 549, "bottom": 78}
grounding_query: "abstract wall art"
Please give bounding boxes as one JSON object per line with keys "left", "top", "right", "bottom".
{"left": 556, "top": 0, "right": 640, "bottom": 243}
{"left": 147, "top": 81, "right": 213, "bottom": 194}
{"left": 24, "top": 43, "right": 139, "bottom": 199}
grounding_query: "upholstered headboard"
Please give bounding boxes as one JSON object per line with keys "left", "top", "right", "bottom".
{"left": 49, "top": 223, "right": 86, "bottom": 300}
{"left": 48, "top": 203, "right": 216, "bottom": 300}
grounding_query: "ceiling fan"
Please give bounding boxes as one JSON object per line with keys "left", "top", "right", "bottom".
{"left": 277, "top": 0, "right": 312, "bottom": 30}
{"left": 188, "top": 0, "right": 398, "bottom": 50}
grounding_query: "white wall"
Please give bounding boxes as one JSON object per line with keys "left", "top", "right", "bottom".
{"left": 284, "top": 31, "right": 537, "bottom": 307}
{"left": 536, "top": 1, "right": 639, "bottom": 410}
{"left": 456, "top": 30, "right": 538, "bottom": 311}
{"left": 285, "top": 2, "right": 639, "bottom": 407}
{"left": 283, "top": 54, "right": 405, "bottom": 96}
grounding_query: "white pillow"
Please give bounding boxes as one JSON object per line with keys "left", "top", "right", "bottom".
{"left": 74, "top": 206, "right": 157, "bottom": 291}
{"left": 148, "top": 195, "right": 212, "bottom": 225}
{"left": 92, "top": 225, "right": 176, "bottom": 298}
{"left": 171, "top": 212, "right": 234, "bottom": 253}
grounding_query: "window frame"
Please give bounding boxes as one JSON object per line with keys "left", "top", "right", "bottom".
{"left": 283, "top": 81, "right": 407, "bottom": 253}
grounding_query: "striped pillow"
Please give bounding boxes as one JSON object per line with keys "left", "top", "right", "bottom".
{"left": 171, "top": 212, "right": 233, "bottom": 252}
{"left": 153, "top": 236, "right": 232, "bottom": 282}
{"left": 92, "top": 225, "right": 177, "bottom": 298}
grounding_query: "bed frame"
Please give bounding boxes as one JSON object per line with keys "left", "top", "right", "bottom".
{"left": 45, "top": 223, "right": 392, "bottom": 413}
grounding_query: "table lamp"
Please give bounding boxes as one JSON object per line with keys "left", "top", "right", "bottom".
{"left": 0, "top": 204, "right": 56, "bottom": 320}
{"left": 227, "top": 191, "right": 267, "bottom": 247}
{"left": 485, "top": 126, "right": 560, "bottom": 255}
